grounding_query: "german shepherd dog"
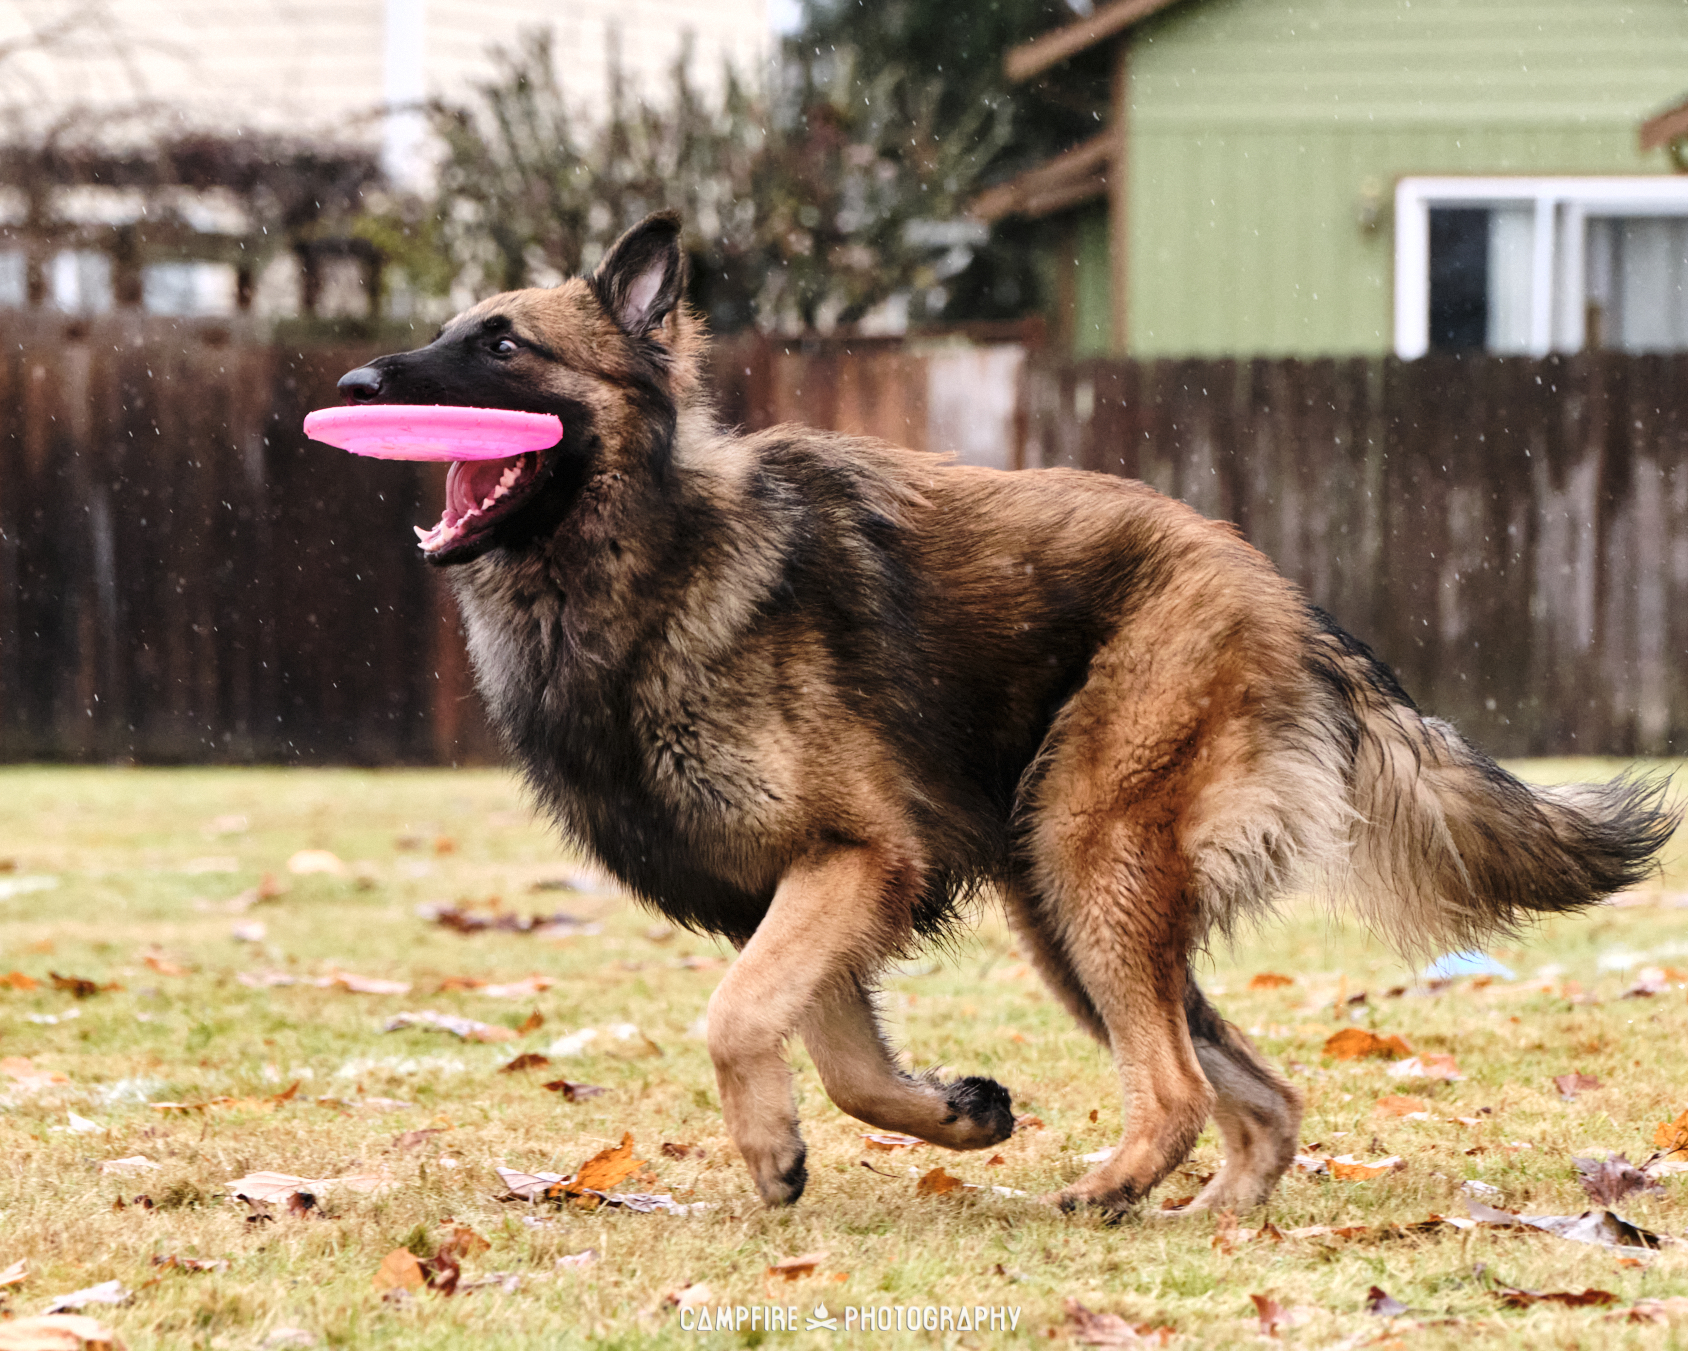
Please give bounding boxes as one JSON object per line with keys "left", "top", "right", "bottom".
{"left": 336, "top": 212, "right": 1676, "bottom": 1214}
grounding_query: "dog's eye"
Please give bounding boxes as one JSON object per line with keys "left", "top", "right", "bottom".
{"left": 491, "top": 337, "right": 519, "bottom": 356}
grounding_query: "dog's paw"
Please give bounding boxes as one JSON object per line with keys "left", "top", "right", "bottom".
{"left": 937, "top": 1075, "right": 1015, "bottom": 1149}
{"left": 751, "top": 1141, "right": 808, "bottom": 1207}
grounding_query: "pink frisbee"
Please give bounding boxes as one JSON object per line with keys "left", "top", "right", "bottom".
{"left": 304, "top": 404, "right": 563, "bottom": 461}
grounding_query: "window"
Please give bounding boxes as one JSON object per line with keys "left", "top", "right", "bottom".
{"left": 1395, "top": 177, "right": 1688, "bottom": 358}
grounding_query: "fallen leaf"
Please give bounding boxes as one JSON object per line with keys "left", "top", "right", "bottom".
{"left": 1494, "top": 1286, "right": 1617, "bottom": 1309}
{"left": 862, "top": 1133, "right": 924, "bottom": 1150}
{"left": 541, "top": 1079, "right": 606, "bottom": 1101}
{"left": 570, "top": 1133, "right": 646, "bottom": 1195}
{"left": 372, "top": 1249, "right": 425, "bottom": 1293}
{"left": 45, "top": 1282, "right": 128, "bottom": 1313}
{"left": 384, "top": 1010, "right": 516, "bottom": 1043}
{"left": 1323, "top": 1029, "right": 1411, "bottom": 1060}
{"left": 499, "top": 1053, "right": 551, "bottom": 1074}
{"left": 1574, "top": 1154, "right": 1662, "bottom": 1207}
{"left": 141, "top": 954, "right": 188, "bottom": 977}
{"left": 0, "top": 971, "right": 39, "bottom": 991}
{"left": 437, "top": 1225, "right": 491, "bottom": 1260}
{"left": 1211, "top": 1211, "right": 1239, "bottom": 1255}
{"left": 0, "top": 1315, "right": 125, "bottom": 1350}
{"left": 1365, "top": 1286, "right": 1408, "bottom": 1316}
{"left": 0, "top": 1057, "right": 68, "bottom": 1089}
{"left": 986, "top": 1154, "right": 1006, "bottom": 1166}
{"left": 225, "top": 1172, "right": 390, "bottom": 1205}
{"left": 1623, "top": 966, "right": 1688, "bottom": 998}
{"left": 1328, "top": 1154, "right": 1405, "bottom": 1180}
{"left": 150, "top": 1255, "right": 227, "bottom": 1274}
{"left": 287, "top": 850, "right": 346, "bottom": 876}
{"left": 48, "top": 973, "right": 116, "bottom": 999}
{"left": 1373, "top": 1095, "right": 1429, "bottom": 1118}
{"left": 1554, "top": 1071, "right": 1602, "bottom": 1099}
{"left": 916, "top": 1166, "right": 965, "bottom": 1197}
{"left": 555, "top": 1249, "right": 599, "bottom": 1270}
{"left": 661, "top": 1142, "right": 705, "bottom": 1159}
{"left": 0, "top": 1259, "right": 26, "bottom": 1287}
{"left": 393, "top": 1128, "right": 446, "bottom": 1150}
{"left": 517, "top": 1009, "right": 544, "bottom": 1035}
{"left": 419, "top": 1251, "right": 460, "bottom": 1296}
{"left": 1388, "top": 1053, "right": 1462, "bottom": 1080}
{"left": 668, "top": 1283, "right": 712, "bottom": 1309}
{"left": 1014, "top": 1115, "right": 1045, "bottom": 1132}
{"left": 476, "top": 976, "right": 557, "bottom": 999}
{"left": 1251, "top": 1293, "right": 1286, "bottom": 1337}
{"left": 767, "top": 1251, "right": 828, "bottom": 1280}
{"left": 495, "top": 1167, "right": 568, "bottom": 1201}
{"left": 1465, "top": 1199, "right": 1667, "bottom": 1249}
{"left": 328, "top": 972, "right": 412, "bottom": 996}
{"left": 229, "top": 921, "right": 266, "bottom": 943}
{"left": 1063, "top": 1298, "right": 1176, "bottom": 1345}
{"left": 1610, "top": 1297, "right": 1688, "bottom": 1324}
{"left": 1248, "top": 972, "right": 1294, "bottom": 990}
{"left": 1652, "top": 1109, "right": 1688, "bottom": 1157}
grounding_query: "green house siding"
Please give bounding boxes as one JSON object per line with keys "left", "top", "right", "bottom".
{"left": 1112, "top": 0, "right": 1688, "bottom": 357}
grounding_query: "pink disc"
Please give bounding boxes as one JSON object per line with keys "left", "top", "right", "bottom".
{"left": 304, "top": 405, "right": 563, "bottom": 461}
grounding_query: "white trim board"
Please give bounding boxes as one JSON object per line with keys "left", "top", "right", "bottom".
{"left": 1393, "top": 176, "right": 1688, "bottom": 360}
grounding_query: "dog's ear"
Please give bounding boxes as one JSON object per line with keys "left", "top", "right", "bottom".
{"left": 591, "top": 211, "right": 685, "bottom": 337}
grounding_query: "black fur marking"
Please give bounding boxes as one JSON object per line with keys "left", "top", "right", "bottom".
{"left": 772, "top": 1144, "right": 808, "bottom": 1206}
{"left": 942, "top": 1075, "right": 1015, "bottom": 1143}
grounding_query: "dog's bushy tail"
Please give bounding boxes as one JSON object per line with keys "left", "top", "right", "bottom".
{"left": 1308, "top": 611, "right": 1680, "bottom": 955}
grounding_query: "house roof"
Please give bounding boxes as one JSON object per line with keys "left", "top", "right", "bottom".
{"left": 1004, "top": 0, "right": 1191, "bottom": 83}
{"left": 970, "top": 132, "right": 1111, "bottom": 221}
{"left": 1641, "top": 95, "right": 1688, "bottom": 151}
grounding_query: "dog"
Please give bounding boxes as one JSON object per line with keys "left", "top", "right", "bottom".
{"left": 334, "top": 210, "right": 1677, "bottom": 1214}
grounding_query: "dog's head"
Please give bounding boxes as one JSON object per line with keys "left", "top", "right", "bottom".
{"left": 336, "top": 211, "right": 702, "bottom": 565}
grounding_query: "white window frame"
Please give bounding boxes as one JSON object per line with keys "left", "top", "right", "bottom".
{"left": 1394, "top": 176, "right": 1688, "bottom": 359}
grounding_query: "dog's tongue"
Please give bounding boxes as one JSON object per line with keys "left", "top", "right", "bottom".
{"left": 447, "top": 455, "right": 519, "bottom": 518}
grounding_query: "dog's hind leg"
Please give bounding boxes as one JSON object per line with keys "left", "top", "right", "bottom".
{"left": 1002, "top": 878, "right": 1109, "bottom": 1047}
{"left": 1178, "top": 979, "right": 1302, "bottom": 1212}
{"left": 705, "top": 845, "right": 912, "bottom": 1207}
{"left": 798, "top": 976, "right": 1015, "bottom": 1149}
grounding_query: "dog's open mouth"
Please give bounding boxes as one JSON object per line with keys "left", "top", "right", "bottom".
{"left": 414, "top": 451, "right": 543, "bottom": 555}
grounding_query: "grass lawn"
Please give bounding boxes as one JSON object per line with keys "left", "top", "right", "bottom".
{"left": 0, "top": 760, "right": 1686, "bottom": 1350}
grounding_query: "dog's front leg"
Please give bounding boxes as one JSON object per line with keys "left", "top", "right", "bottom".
{"left": 706, "top": 846, "right": 904, "bottom": 1206}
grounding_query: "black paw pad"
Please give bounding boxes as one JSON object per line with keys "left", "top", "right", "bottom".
{"left": 944, "top": 1075, "right": 1015, "bottom": 1143}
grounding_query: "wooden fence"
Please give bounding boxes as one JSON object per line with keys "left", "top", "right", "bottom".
{"left": 2, "top": 313, "right": 1683, "bottom": 762}
{"left": 1021, "top": 353, "right": 1688, "bottom": 758}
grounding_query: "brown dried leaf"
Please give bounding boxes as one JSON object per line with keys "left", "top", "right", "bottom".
{"left": 1373, "top": 1095, "right": 1429, "bottom": 1117}
{"left": 1365, "top": 1286, "right": 1408, "bottom": 1316}
{"left": 661, "top": 1142, "right": 705, "bottom": 1159}
{"left": 1553, "top": 1071, "right": 1602, "bottom": 1098}
{"left": 571, "top": 1133, "right": 645, "bottom": 1194}
{"left": 1063, "top": 1298, "right": 1176, "bottom": 1346}
{"left": 862, "top": 1132, "right": 924, "bottom": 1150}
{"left": 541, "top": 1079, "right": 606, "bottom": 1101}
{"left": 0, "top": 971, "right": 39, "bottom": 991}
{"left": 1014, "top": 1115, "right": 1045, "bottom": 1131}
{"left": 1652, "top": 1109, "right": 1688, "bottom": 1157}
{"left": 0, "top": 1314, "right": 126, "bottom": 1350}
{"left": 518, "top": 1009, "right": 544, "bottom": 1035}
{"left": 438, "top": 1224, "right": 491, "bottom": 1261}
{"left": 373, "top": 1248, "right": 425, "bottom": 1292}
{"left": 418, "top": 1251, "right": 460, "bottom": 1296}
{"left": 498, "top": 1053, "right": 550, "bottom": 1075}
{"left": 1573, "top": 1154, "right": 1661, "bottom": 1207}
{"left": 1251, "top": 1293, "right": 1287, "bottom": 1337}
{"left": 1211, "top": 1211, "right": 1239, "bottom": 1256}
{"left": 0, "top": 1057, "right": 68, "bottom": 1088}
{"left": 141, "top": 954, "right": 188, "bottom": 977}
{"left": 393, "top": 1128, "right": 446, "bottom": 1150}
{"left": 916, "top": 1166, "right": 964, "bottom": 1197}
{"left": 49, "top": 973, "right": 117, "bottom": 998}
{"left": 1495, "top": 1286, "right": 1616, "bottom": 1309}
{"left": 1323, "top": 1028, "right": 1411, "bottom": 1060}
{"left": 766, "top": 1251, "right": 828, "bottom": 1281}
{"left": 1248, "top": 972, "right": 1295, "bottom": 990}
{"left": 328, "top": 971, "right": 412, "bottom": 995}
{"left": 1328, "top": 1154, "right": 1405, "bottom": 1181}
{"left": 1610, "top": 1297, "right": 1688, "bottom": 1324}
{"left": 0, "top": 1259, "right": 27, "bottom": 1287}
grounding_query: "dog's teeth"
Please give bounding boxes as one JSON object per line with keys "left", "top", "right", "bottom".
{"left": 414, "top": 525, "right": 429, "bottom": 541}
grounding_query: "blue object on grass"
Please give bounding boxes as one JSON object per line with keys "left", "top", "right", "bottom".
{"left": 1420, "top": 950, "right": 1516, "bottom": 981}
